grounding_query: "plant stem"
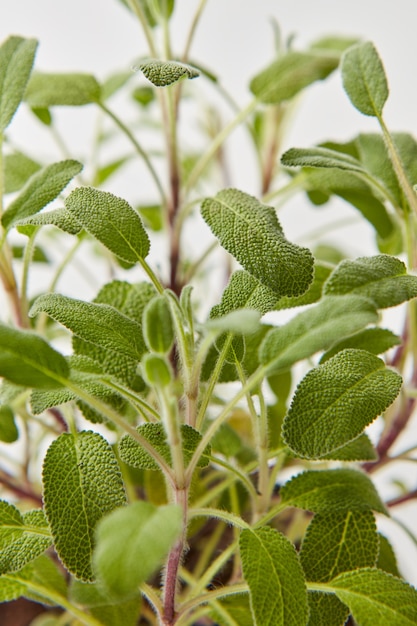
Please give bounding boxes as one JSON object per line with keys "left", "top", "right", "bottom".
{"left": 126, "top": 0, "right": 158, "bottom": 56}
{"left": 182, "top": 0, "right": 209, "bottom": 62}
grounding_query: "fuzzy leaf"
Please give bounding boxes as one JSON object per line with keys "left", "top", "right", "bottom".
{"left": 306, "top": 593, "right": 349, "bottom": 626}
{"left": 142, "top": 353, "right": 172, "bottom": 387}
{"left": 143, "top": 295, "right": 174, "bottom": 353}
{"left": 275, "top": 263, "right": 332, "bottom": 310}
{"left": 259, "top": 295, "right": 378, "bottom": 374}
{"left": 65, "top": 187, "right": 150, "bottom": 263}
{"left": 377, "top": 534, "right": 401, "bottom": 577}
{"left": 0, "top": 405, "right": 18, "bottom": 442}
{"left": 119, "top": 423, "right": 210, "bottom": 470}
{"left": 201, "top": 188, "right": 313, "bottom": 296}
{"left": 250, "top": 50, "right": 339, "bottom": 105}
{"left": 138, "top": 59, "right": 199, "bottom": 87}
{"left": 0, "top": 323, "right": 68, "bottom": 389}
{"left": 0, "top": 503, "right": 52, "bottom": 574}
{"left": 300, "top": 511, "right": 378, "bottom": 583}
{"left": 42, "top": 431, "right": 127, "bottom": 581}
{"left": 2, "top": 160, "right": 83, "bottom": 230}
{"left": 14, "top": 207, "right": 83, "bottom": 235}
{"left": 93, "top": 501, "right": 181, "bottom": 599}
{"left": 280, "top": 468, "right": 387, "bottom": 514}
{"left": 319, "top": 433, "right": 377, "bottom": 462}
{"left": 283, "top": 349, "right": 402, "bottom": 459}
{"left": 212, "top": 270, "right": 279, "bottom": 316}
{"left": 0, "top": 36, "right": 38, "bottom": 131}
{"left": 324, "top": 255, "right": 417, "bottom": 307}
{"left": 341, "top": 42, "right": 388, "bottom": 117}
{"left": 320, "top": 327, "right": 400, "bottom": 363}
{"left": 25, "top": 72, "right": 101, "bottom": 106}
{"left": 240, "top": 526, "right": 308, "bottom": 626}
{"left": 330, "top": 568, "right": 417, "bottom": 626}
{"left": 281, "top": 146, "right": 365, "bottom": 173}
{"left": 4, "top": 151, "right": 41, "bottom": 193}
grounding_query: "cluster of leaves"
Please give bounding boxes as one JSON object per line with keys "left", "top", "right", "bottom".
{"left": 0, "top": 4, "right": 417, "bottom": 626}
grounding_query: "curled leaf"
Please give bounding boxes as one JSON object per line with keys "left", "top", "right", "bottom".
{"left": 138, "top": 59, "right": 199, "bottom": 87}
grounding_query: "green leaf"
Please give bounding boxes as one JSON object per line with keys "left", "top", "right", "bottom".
{"left": 341, "top": 42, "right": 388, "bottom": 117}
{"left": 0, "top": 322, "right": 69, "bottom": 389}
{"left": 377, "top": 534, "right": 401, "bottom": 577}
{"left": 274, "top": 263, "right": 332, "bottom": 310}
{"left": 141, "top": 353, "right": 172, "bottom": 387}
{"left": 0, "top": 36, "right": 38, "bottom": 131}
{"left": 65, "top": 187, "right": 150, "bottom": 264}
{"left": 14, "top": 207, "right": 83, "bottom": 235}
{"left": 206, "top": 309, "right": 261, "bottom": 336}
{"left": 30, "top": 105, "right": 52, "bottom": 125}
{"left": 330, "top": 568, "right": 417, "bottom": 626}
{"left": 201, "top": 188, "right": 313, "bottom": 296}
{"left": 138, "top": 59, "right": 199, "bottom": 87}
{"left": 25, "top": 72, "right": 101, "bottom": 107}
{"left": 100, "top": 71, "right": 133, "bottom": 100}
{"left": 143, "top": 295, "right": 174, "bottom": 353}
{"left": 150, "top": 0, "right": 175, "bottom": 19}
{"left": 42, "top": 430, "right": 127, "bottom": 581}
{"left": 280, "top": 468, "right": 387, "bottom": 514}
{"left": 0, "top": 503, "right": 52, "bottom": 574}
{"left": 259, "top": 295, "right": 378, "bottom": 374}
{"left": 306, "top": 592, "right": 349, "bottom": 626}
{"left": 0, "top": 405, "right": 18, "bottom": 442}
{"left": 281, "top": 146, "right": 365, "bottom": 173}
{"left": 250, "top": 50, "right": 339, "bottom": 105}
{"left": 240, "top": 527, "right": 308, "bottom": 626}
{"left": 93, "top": 501, "right": 182, "bottom": 599}
{"left": 324, "top": 255, "right": 417, "bottom": 308}
{"left": 70, "top": 580, "right": 141, "bottom": 626}
{"left": 300, "top": 511, "right": 378, "bottom": 583}
{"left": 319, "top": 433, "right": 377, "bottom": 462}
{"left": 0, "top": 554, "right": 67, "bottom": 605}
{"left": 119, "top": 423, "right": 210, "bottom": 470}
{"left": 320, "top": 327, "right": 400, "bottom": 363}
{"left": 2, "top": 160, "right": 83, "bottom": 230}
{"left": 283, "top": 349, "right": 402, "bottom": 459}
{"left": 211, "top": 270, "right": 278, "bottom": 317}
{"left": 4, "top": 151, "right": 41, "bottom": 194}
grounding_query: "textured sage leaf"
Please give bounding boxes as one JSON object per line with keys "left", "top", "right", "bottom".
{"left": 300, "top": 510, "right": 378, "bottom": 583}
{"left": 280, "top": 468, "right": 387, "bottom": 514}
{"left": 0, "top": 502, "right": 52, "bottom": 574}
{"left": 65, "top": 187, "right": 150, "bottom": 263}
{"left": 93, "top": 501, "right": 182, "bottom": 599}
{"left": 320, "top": 327, "right": 400, "bottom": 363}
{"left": 206, "top": 309, "right": 261, "bottom": 336}
{"left": 42, "top": 431, "right": 127, "bottom": 581}
{"left": 2, "top": 160, "right": 83, "bottom": 230}
{"left": 119, "top": 423, "right": 210, "bottom": 470}
{"left": 330, "top": 568, "right": 417, "bottom": 626}
{"left": 259, "top": 295, "right": 378, "bottom": 374}
{"left": 377, "top": 534, "right": 401, "bottom": 578}
{"left": 70, "top": 580, "right": 141, "bottom": 626}
{"left": 138, "top": 59, "right": 199, "bottom": 87}
{"left": 14, "top": 207, "right": 83, "bottom": 235}
{"left": 283, "top": 349, "right": 402, "bottom": 459}
{"left": 240, "top": 527, "right": 309, "bottom": 626}
{"left": 324, "top": 255, "right": 417, "bottom": 307}
{"left": 0, "top": 405, "right": 18, "bottom": 442}
{"left": 341, "top": 42, "right": 388, "bottom": 117}
{"left": 212, "top": 270, "right": 279, "bottom": 316}
{"left": 319, "top": 433, "right": 377, "bottom": 462}
{"left": 0, "top": 36, "right": 38, "bottom": 131}
{"left": 201, "top": 188, "right": 314, "bottom": 296}
{"left": 208, "top": 594, "right": 253, "bottom": 626}
{"left": 0, "top": 322, "right": 69, "bottom": 389}
{"left": 142, "top": 353, "right": 172, "bottom": 387}
{"left": 250, "top": 50, "right": 339, "bottom": 104}
{"left": 0, "top": 554, "right": 67, "bottom": 605}
{"left": 281, "top": 146, "right": 365, "bottom": 173}
{"left": 143, "top": 295, "right": 174, "bottom": 353}
{"left": 306, "top": 593, "right": 349, "bottom": 626}
{"left": 274, "top": 263, "right": 332, "bottom": 310}
{"left": 25, "top": 72, "right": 101, "bottom": 106}
{"left": 4, "top": 151, "right": 41, "bottom": 193}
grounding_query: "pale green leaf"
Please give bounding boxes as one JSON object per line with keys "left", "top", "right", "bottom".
{"left": 341, "top": 42, "right": 388, "bottom": 117}
{"left": 138, "top": 59, "right": 199, "bottom": 87}
{"left": 300, "top": 511, "right": 378, "bottom": 583}
{"left": 0, "top": 322, "right": 69, "bottom": 389}
{"left": 25, "top": 72, "right": 101, "bottom": 107}
{"left": 93, "top": 501, "right": 182, "bottom": 599}
{"left": 0, "top": 36, "right": 38, "bottom": 131}
{"left": 70, "top": 580, "right": 141, "bottom": 626}
{"left": 306, "top": 592, "right": 349, "bottom": 626}
{"left": 141, "top": 353, "right": 172, "bottom": 387}
{"left": 240, "top": 527, "right": 308, "bottom": 626}
{"left": 259, "top": 295, "right": 378, "bottom": 374}
{"left": 14, "top": 207, "right": 83, "bottom": 235}
{"left": 281, "top": 146, "right": 365, "bottom": 173}
{"left": 206, "top": 309, "right": 261, "bottom": 336}
{"left": 42, "top": 431, "right": 127, "bottom": 581}
{"left": 4, "top": 151, "right": 41, "bottom": 194}
{"left": 324, "top": 255, "right": 417, "bottom": 307}
{"left": 0, "top": 405, "right": 18, "bottom": 442}
{"left": 250, "top": 50, "right": 339, "bottom": 105}
{"left": 280, "top": 468, "right": 387, "bottom": 514}
{"left": 2, "top": 160, "right": 83, "bottom": 230}
{"left": 320, "top": 327, "right": 401, "bottom": 363}
{"left": 283, "top": 349, "right": 402, "bottom": 459}
{"left": 319, "top": 433, "right": 377, "bottom": 462}
{"left": 119, "top": 423, "right": 210, "bottom": 470}
{"left": 330, "top": 568, "right": 417, "bottom": 626}
{"left": 143, "top": 295, "right": 174, "bottom": 353}
{"left": 0, "top": 502, "right": 52, "bottom": 574}
{"left": 100, "top": 71, "right": 133, "bottom": 100}
{"left": 65, "top": 186, "right": 150, "bottom": 263}
{"left": 201, "top": 188, "right": 313, "bottom": 296}
{"left": 0, "top": 554, "right": 67, "bottom": 605}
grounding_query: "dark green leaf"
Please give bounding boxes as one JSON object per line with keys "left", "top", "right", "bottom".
{"left": 306, "top": 592, "right": 349, "bottom": 626}
{"left": 0, "top": 36, "right": 38, "bottom": 131}
{"left": 42, "top": 431, "right": 127, "bottom": 581}
{"left": 280, "top": 468, "right": 387, "bottom": 514}
{"left": 25, "top": 72, "right": 101, "bottom": 107}
{"left": 138, "top": 59, "right": 199, "bottom": 87}
{"left": 211, "top": 270, "right": 278, "bottom": 317}
{"left": 30, "top": 106, "right": 52, "bottom": 125}
{"left": 341, "top": 42, "right": 388, "bottom": 117}
{"left": 274, "top": 262, "right": 332, "bottom": 310}
{"left": 283, "top": 349, "right": 402, "bottom": 459}
{"left": 377, "top": 534, "right": 401, "bottom": 577}
{"left": 320, "top": 327, "right": 400, "bottom": 363}
{"left": 319, "top": 433, "right": 377, "bottom": 462}
{"left": 0, "top": 405, "right": 18, "bottom": 442}
{"left": 4, "top": 151, "right": 41, "bottom": 194}
{"left": 201, "top": 188, "right": 314, "bottom": 296}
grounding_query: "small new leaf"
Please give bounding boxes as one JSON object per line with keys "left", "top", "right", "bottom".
{"left": 143, "top": 295, "right": 174, "bottom": 353}
{"left": 138, "top": 59, "right": 199, "bottom": 87}
{"left": 0, "top": 36, "right": 38, "bottom": 131}
{"left": 25, "top": 72, "right": 101, "bottom": 107}
{"left": 240, "top": 527, "right": 309, "bottom": 626}
{"left": 201, "top": 188, "right": 313, "bottom": 296}
{"left": 281, "top": 146, "right": 365, "bottom": 173}
{"left": 341, "top": 42, "right": 389, "bottom": 117}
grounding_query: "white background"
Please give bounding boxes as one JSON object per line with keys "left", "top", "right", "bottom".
{"left": 1, "top": 0, "right": 417, "bottom": 584}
